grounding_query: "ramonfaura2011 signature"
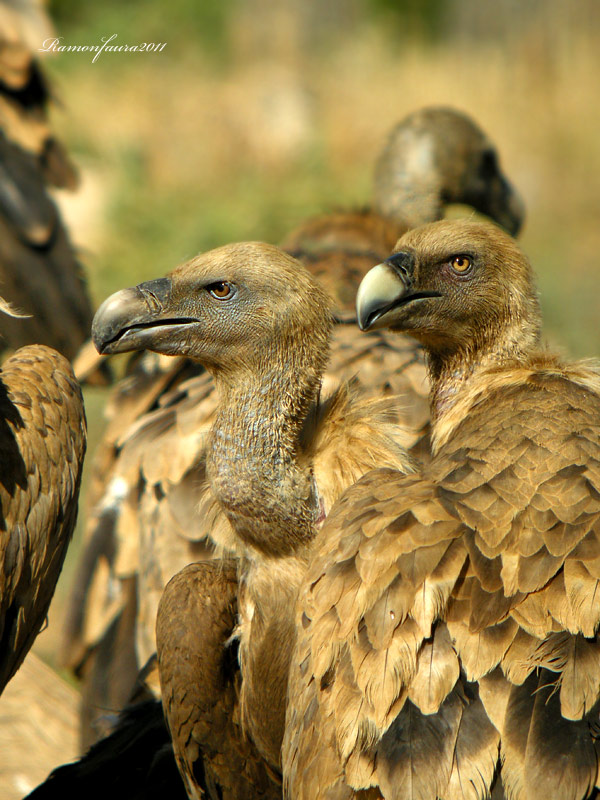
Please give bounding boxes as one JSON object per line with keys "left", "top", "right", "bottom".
{"left": 39, "top": 34, "right": 166, "bottom": 63}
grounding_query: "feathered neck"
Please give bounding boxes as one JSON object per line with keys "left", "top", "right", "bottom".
{"left": 427, "top": 308, "right": 542, "bottom": 428}
{"left": 206, "top": 331, "right": 330, "bottom": 558}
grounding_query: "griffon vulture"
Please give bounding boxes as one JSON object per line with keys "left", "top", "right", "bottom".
{"left": 0, "top": 4, "right": 94, "bottom": 361}
{"left": 283, "top": 220, "right": 600, "bottom": 800}
{"left": 0, "top": 331, "right": 86, "bottom": 695}
{"left": 91, "top": 242, "right": 414, "bottom": 798}
{"left": 62, "top": 107, "right": 524, "bottom": 745}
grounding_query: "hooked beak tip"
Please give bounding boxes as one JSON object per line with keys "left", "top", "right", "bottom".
{"left": 356, "top": 262, "right": 407, "bottom": 332}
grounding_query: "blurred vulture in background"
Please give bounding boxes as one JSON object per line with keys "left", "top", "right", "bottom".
{"left": 0, "top": 0, "right": 93, "bottom": 360}
{"left": 90, "top": 242, "right": 412, "bottom": 798}
{"left": 61, "top": 106, "right": 525, "bottom": 746}
{"left": 0, "top": 312, "right": 86, "bottom": 694}
{"left": 282, "top": 106, "right": 524, "bottom": 318}
{"left": 284, "top": 220, "right": 600, "bottom": 800}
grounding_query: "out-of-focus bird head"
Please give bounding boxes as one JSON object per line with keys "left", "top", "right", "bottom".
{"left": 374, "top": 106, "right": 525, "bottom": 236}
{"left": 356, "top": 219, "right": 541, "bottom": 359}
{"left": 92, "top": 242, "right": 333, "bottom": 381}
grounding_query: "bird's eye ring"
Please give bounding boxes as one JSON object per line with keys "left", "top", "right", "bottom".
{"left": 450, "top": 255, "right": 472, "bottom": 274}
{"left": 207, "top": 282, "right": 233, "bottom": 299}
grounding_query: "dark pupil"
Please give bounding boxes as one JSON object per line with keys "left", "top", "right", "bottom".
{"left": 215, "top": 283, "right": 228, "bottom": 295}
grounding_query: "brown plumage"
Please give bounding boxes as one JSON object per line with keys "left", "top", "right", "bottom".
{"left": 90, "top": 242, "right": 413, "bottom": 798}
{"left": 284, "top": 220, "right": 600, "bottom": 800}
{"left": 0, "top": 3, "right": 96, "bottom": 365}
{"left": 156, "top": 562, "right": 279, "bottom": 800}
{"left": 0, "top": 334, "right": 86, "bottom": 695}
{"left": 62, "top": 106, "right": 524, "bottom": 744}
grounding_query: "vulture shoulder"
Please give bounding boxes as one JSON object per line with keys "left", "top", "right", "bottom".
{"left": 0, "top": 343, "right": 86, "bottom": 694}
{"left": 283, "top": 220, "right": 600, "bottom": 800}
{"left": 156, "top": 561, "right": 281, "bottom": 800}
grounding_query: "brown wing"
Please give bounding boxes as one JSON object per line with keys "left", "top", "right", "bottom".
{"left": 61, "top": 364, "right": 223, "bottom": 745}
{"left": 157, "top": 561, "right": 282, "bottom": 800}
{"left": 0, "top": 344, "right": 86, "bottom": 694}
{"left": 0, "top": 13, "right": 93, "bottom": 360}
{"left": 285, "top": 371, "right": 600, "bottom": 800}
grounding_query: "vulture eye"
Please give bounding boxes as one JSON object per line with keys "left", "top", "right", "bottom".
{"left": 450, "top": 255, "right": 472, "bottom": 274}
{"left": 207, "top": 281, "right": 234, "bottom": 300}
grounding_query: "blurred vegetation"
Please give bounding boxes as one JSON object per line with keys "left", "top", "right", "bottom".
{"left": 44, "top": 0, "right": 600, "bottom": 353}
{"left": 34, "top": 0, "right": 600, "bottom": 664}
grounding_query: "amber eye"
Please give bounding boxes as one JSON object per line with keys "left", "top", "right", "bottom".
{"left": 207, "top": 281, "right": 233, "bottom": 299}
{"left": 450, "top": 255, "right": 472, "bottom": 274}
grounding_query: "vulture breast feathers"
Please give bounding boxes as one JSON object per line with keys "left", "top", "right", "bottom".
{"left": 0, "top": 338, "right": 86, "bottom": 695}
{"left": 63, "top": 106, "right": 525, "bottom": 743}
{"left": 91, "top": 242, "right": 413, "bottom": 798}
{"left": 284, "top": 220, "right": 600, "bottom": 800}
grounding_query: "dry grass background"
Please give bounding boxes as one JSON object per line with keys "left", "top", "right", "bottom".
{"left": 32, "top": 0, "right": 600, "bottom": 671}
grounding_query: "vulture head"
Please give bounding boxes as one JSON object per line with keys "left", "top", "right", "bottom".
{"left": 357, "top": 220, "right": 541, "bottom": 396}
{"left": 93, "top": 243, "right": 335, "bottom": 554}
{"left": 374, "top": 107, "right": 525, "bottom": 235}
{"left": 93, "top": 242, "right": 333, "bottom": 385}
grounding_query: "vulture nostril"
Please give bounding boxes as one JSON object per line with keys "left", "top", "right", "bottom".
{"left": 140, "top": 287, "right": 164, "bottom": 313}
{"left": 385, "top": 251, "right": 415, "bottom": 280}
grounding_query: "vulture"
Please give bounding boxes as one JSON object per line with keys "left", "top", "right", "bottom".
{"left": 61, "top": 106, "right": 524, "bottom": 744}
{"left": 283, "top": 219, "right": 600, "bottom": 800}
{"left": 90, "top": 242, "right": 414, "bottom": 798}
{"left": 0, "top": 327, "right": 86, "bottom": 695}
{"left": 0, "top": 2, "right": 94, "bottom": 361}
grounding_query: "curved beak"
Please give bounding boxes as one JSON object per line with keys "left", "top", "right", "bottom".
{"left": 92, "top": 277, "right": 197, "bottom": 355}
{"left": 356, "top": 262, "right": 408, "bottom": 331}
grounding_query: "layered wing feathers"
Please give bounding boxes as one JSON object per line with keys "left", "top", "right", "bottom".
{"left": 0, "top": 345, "right": 86, "bottom": 693}
{"left": 285, "top": 364, "right": 600, "bottom": 799}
